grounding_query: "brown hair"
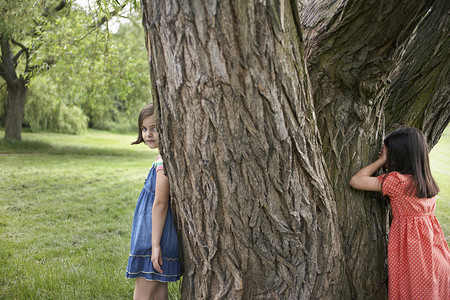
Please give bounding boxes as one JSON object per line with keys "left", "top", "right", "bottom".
{"left": 132, "top": 103, "right": 154, "bottom": 145}
{"left": 383, "top": 127, "right": 439, "bottom": 198}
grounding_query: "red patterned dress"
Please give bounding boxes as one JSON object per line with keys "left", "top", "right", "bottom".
{"left": 378, "top": 172, "right": 450, "bottom": 299}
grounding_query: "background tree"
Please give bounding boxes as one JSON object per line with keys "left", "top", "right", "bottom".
{"left": 0, "top": 0, "right": 68, "bottom": 140}
{"left": 141, "top": 0, "right": 449, "bottom": 299}
{"left": 0, "top": 0, "right": 144, "bottom": 139}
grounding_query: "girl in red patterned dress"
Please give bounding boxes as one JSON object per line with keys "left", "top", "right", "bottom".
{"left": 350, "top": 127, "right": 449, "bottom": 299}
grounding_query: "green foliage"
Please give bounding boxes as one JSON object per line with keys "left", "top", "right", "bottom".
{"left": 430, "top": 126, "right": 450, "bottom": 238}
{"left": 1, "top": 1, "right": 150, "bottom": 134}
{"left": 0, "top": 0, "right": 72, "bottom": 83}
{"left": 93, "top": 112, "right": 137, "bottom": 133}
{"left": 0, "top": 0, "right": 43, "bottom": 38}
{"left": 24, "top": 8, "right": 151, "bottom": 133}
{"left": 25, "top": 77, "right": 89, "bottom": 134}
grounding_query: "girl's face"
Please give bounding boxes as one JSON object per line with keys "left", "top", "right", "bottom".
{"left": 141, "top": 115, "right": 159, "bottom": 149}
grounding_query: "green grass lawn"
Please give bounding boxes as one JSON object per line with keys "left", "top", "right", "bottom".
{"left": 0, "top": 127, "right": 448, "bottom": 299}
{"left": 430, "top": 126, "right": 450, "bottom": 239}
{"left": 0, "top": 129, "right": 181, "bottom": 299}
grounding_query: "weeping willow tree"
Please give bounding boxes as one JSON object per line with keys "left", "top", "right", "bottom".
{"left": 0, "top": 0, "right": 69, "bottom": 140}
{"left": 141, "top": 0, "right": 449, "bottom": 298}
{"left": 0, "top": 0, "right": 138, "bottom": 140}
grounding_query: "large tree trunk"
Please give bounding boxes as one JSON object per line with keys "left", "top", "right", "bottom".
{"left": 4, "top": 80, "right": 27, "bottom": 141}
{"left": 141, "top": 0, "right": 449, "bottom": 298}
{"left": 143, "top": 1, "right": 347, "bottom": 298}
{"left": 298, "top": 0, "right": 449, "bottom": 297}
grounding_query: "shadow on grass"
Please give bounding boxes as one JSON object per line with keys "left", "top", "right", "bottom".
{"left": 0, "top": 138, "right": 51, "bottom": 152}
{"left": 0, "top": 138, "right": 142, "bottom": 157}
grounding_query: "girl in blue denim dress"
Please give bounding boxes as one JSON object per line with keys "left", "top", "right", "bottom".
{"left": 126, "top": 103, "right": 181, "bottom": 299}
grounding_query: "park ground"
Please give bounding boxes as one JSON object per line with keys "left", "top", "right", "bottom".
{"left": 0, "top": 127, "right": 448, "bottom": 299}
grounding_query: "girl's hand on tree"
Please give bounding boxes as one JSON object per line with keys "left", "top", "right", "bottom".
{"left": 378, "top": 144, "right": 388, "bottom": 165}
{"left": 151, "top": 245, "right": 163, "bottom": 273}
{"left": 349, "top": 145, "right": 387, "bottom": 191}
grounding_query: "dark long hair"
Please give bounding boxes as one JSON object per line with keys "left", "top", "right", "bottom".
{"left": 383, "top": 127, "right": 439, "bottom": 198}
{"left": 132, "top": 103, "right": 154, "bottom": 145}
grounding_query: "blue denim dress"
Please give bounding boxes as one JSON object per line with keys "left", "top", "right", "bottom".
{"left": 126, "top": 159, "right": 181, "bottom": 282}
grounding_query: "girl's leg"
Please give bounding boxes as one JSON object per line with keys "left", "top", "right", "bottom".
{"left": 133, "top": 278, "right": 160, "bottom": 300}
{"left": 154, "top": 282, "right": 168, "bottom": 300}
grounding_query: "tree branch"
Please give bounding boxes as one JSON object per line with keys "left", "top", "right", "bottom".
{"left": 72, "top": 0, "right": 133, "bottom": 45}
{"left": 11, "top": 39, "right": 29, "bottom": 69}
{"left": 43, "top": 0, "right": 67, "bottom": 17}
{"left": 384, "top": 0, "right": 450, "bottom": 147}
{"left": 0, "top": 37, "right": 19, "bottom": 86}
{"left": 12, "top": 49, "right": 27, "bottom": 66}
{"left": 55, "top": 0, "right": 68, "bottom": 11}
{"left": 93, "top": 0, "right": 132, "bottom": 29}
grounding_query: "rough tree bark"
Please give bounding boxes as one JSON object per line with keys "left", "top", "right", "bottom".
{"left": 141, "top": 0, "right": 449, "bottom": 299}
{"left": 383, "top": 0, "right": 450, "bottom": 145}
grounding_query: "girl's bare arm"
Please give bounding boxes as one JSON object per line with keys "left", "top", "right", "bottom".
{"left": 349, "top": 145, "right": 387, "bottom": 192}
{"left": 151, "top": 170, "right": 170, "bottom": 273}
